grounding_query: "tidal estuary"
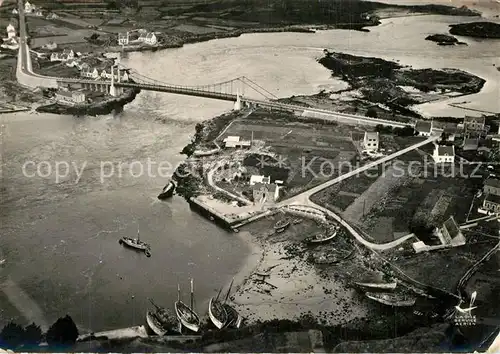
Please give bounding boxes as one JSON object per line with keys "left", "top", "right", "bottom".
{"left": 1, "top": 13, "right": 500, "bottom": 331}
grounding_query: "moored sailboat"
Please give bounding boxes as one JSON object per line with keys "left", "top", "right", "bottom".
{"left": 365, "top": 292, "right": 416, "bottom": 307}
{"left": 208, "top": 287, "right": 228, "bottom": 329}
{"left": 119, "top": 226, "right": 151, "bottom": 257}
{"left": 175, "top": 279, "right": 201, "bottom": 333}
{"left": 221, "top": 278, "right": 243, "bottom": 329}
{"left": 146, "top": 298, "right": 179, "bottom": 336}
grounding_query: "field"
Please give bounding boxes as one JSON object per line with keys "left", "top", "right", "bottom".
{"left": 360, "top": 166, "right": 483, "bottom": 243}
{"left": 218, "top": 110, "right": 364, "bottom": 199}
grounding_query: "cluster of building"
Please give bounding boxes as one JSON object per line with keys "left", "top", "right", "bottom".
{"left": 1, "top": 23, "right": 19, "bottom": 50}
{"left": 117, "top": 30, "right": 158, "bottom": 46}
{"left": 12, "top": 2, "right": 58, "bottom": 19}
{"left": 412, "top": 216, "right": 466, "bottom": 253}
{"left": 249, "top": 175, "right": 282, "bottom": 204}
{"left": 54, "top": 89, "right": 86, "bottom": 106}
{"left": 414, "top": 116, "right": 490, "bottom": 164}
{"left": 47, "top": 48, "right": 130, "bottom": 82}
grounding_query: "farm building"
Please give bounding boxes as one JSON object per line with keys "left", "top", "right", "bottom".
{"left": 363, "top": 131, "right": 379, "bottom": 152}
{"left": 432, "top": 144, "right": 454, "bottom": 164}
{"left": 414, "top": 121, "right": 433, "bottom": 137}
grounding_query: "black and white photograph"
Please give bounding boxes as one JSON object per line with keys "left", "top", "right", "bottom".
{"left": 0, "top": 0, "right": 499, "bottom": 352}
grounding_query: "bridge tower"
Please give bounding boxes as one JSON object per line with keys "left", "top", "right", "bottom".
{"left": 234, "top": 89, "right": 242, "bottom": 111}
{"left": 109, "top": 65, "right": 117, "bottom": 97}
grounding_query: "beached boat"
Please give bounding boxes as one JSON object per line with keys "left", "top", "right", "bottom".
{"left": 354, "top": 281, "right": 398, "bottom": 291}
{"left": 158, "top": 180, "right": 176, "bottom": 200}
{"left": 274, "top": 218, "right": 290, "bottom": 232}
{"left": 0, "top": 259, "right": 5, "bottom": 266}
{"left": 365, "top": 292, "right": 416, "bottom": 307}
{"left": 146, "top": 299, "right": 178, "bottom": 336}
{"left": 221, "top": 278, "right": 243, "bottom": 329}
{"left": 208, "top": 288, "right": 228, "bottom": 329}
{"left": 119, "top": 227, "right": 151, "bottom": 257}
{"left": 175, "top": 280, "right": 201, "bottom": 333}
{"left": 304, "top": 229, "right": 338, "bottom": 245}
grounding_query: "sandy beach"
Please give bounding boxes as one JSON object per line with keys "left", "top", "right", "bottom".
{"left": 228, "top": 221, "right": 369, "bottom": 326}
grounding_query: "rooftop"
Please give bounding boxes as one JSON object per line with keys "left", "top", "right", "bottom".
{"left": 442, "top": 216, "right": 461, "bottom": 239}
{"left": 364, "top": 131, "right": 379, "bottom": 140}
{"left": 436, "top": 145, "right": 454, "bottom": 156}
{"left": 415, "top": 121, "right": 432, "bottom": 133}
{"left": 485, "top": 177, "right": 500, "bottom": 189}
{"left": 464, "top": 115, "right": 485, "bottom": 125}
{"left": 485, "top": 193, "right": 500, "bottom": 205}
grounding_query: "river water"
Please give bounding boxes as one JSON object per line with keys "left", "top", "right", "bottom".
{"left": 1, "top": 13, "right": 500, "bottom": 332}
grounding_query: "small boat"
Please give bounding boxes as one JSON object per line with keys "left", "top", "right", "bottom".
{"left": 175, "top": 279, "right": 201, "bottom": 333}
{"left": 0, "top": 259, "right": 5, "bottom": 266}
{"left": 146, "top": 299, "right": 178, "bottom": 336}
{"left": 365, "top": 292, "right": 416, "bottom": 307}
{"left": 208, "top": 288, "right": 228, "bottom": 329}
{"left": 292, "top": 218, "right": 302, "bottom": 225}
{"left": 274, "top": 219, "right": 290, "bottom": 231}
{"left": 119, "top": 227, "right": 151, "bottom": 257}
{"left": 354, "top": 281, "right": 397, "bottom": 291}
{"left": 158, "top": 180, "right": 176, "bottom": 200}
{"left": 220, "top": 278, "right": 243, "bottom": 329}
{"left": 304, "top": 228, "right": 338, "bottom": 244}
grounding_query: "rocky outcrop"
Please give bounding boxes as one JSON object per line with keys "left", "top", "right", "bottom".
{"left": 425, "top": 34, "right": 467, "bottom": 46}
{"left": 36, "top": 88, "right": 140, "bottom": 116}
{"left": 449, "top": 22, "right": 500, "bottom": 39}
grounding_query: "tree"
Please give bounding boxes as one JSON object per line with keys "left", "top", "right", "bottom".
{"left": 365, "top": 108, "right": 378, "bottom": 118}
{"left": 23, "top": 323, "right": 42, "bottom": 349}
{"left": 46, "top": 315, "right": 79, "bottom": 348}
{"left": 0, "top": 322, "right": 25, "bottom": 349}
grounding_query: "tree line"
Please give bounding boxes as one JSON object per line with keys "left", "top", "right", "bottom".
{"left": 0, "top": 315, "right": 78, "bottom": 351}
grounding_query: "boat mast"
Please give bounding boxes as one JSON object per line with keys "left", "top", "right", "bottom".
{"left": 190, "top": 278, "right": 194, "bottom": 311}
{"left": 215, "top": 286, "right": 223, "bottom": 301}
{"left": 177, "top": 284, "right": 180, "bottom": 302}
{"left": 137, "top": 225, "right": 140, "bottom": 242}
{"left": 224, "top": 278, "right": 234, "bottom": 304}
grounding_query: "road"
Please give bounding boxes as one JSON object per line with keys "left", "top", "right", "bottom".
{"left": 277, "top": 133, "right": 441, "bottom": 250}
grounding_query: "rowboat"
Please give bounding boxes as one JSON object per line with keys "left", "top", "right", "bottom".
{"left": 365, "top": 292, "right": 416, "bottom": 307}
{"left": 274, "top": 219, "right": 290, "bottom": 232}
{"left": 354, "top": 281, "right": 397, "bottom": 291}
{"left": 158, "top": 180, "right": 176, "bottom": 200}
{"left": 175, "top": 280, "right": 201, "bottom": 333}
{"left": 304, "top": 228, "right": 338, "bottom": 245}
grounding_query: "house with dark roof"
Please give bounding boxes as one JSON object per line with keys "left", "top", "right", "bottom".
{"left": 439, "top": 216, "right": 465, "bottom": 246}
{"left": 464, "top": 115, "right": 486, "bottom": 133}
{"left": 432, "top": 144, "right": 454, "bottom": 163}
{"left": 484, "top": 177, "right": 500, "bottom": 196}
{"left": 414, "top": 121, "right": 433, "bottom": 137}
{"left": 118, "top": 32, "right": 129, "bottom": 46}
{"left": 483, "top": 193, "right": 500, "bottom": 214}
{"left": 462, "top": 137, "right": 479, "bottom": 151}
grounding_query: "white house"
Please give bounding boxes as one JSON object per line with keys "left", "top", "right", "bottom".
{"left": 249, "top": 175, "right": 271, "bottom": 186}
{"left": 62, "top": 49, "right": 74, "bottom": 59}
{"left": 363, "top": 131, "right": 379, "bottom": 152}
{"left": 137, "top": 32, "right": 147, "bottom": 42}
{"left": 253, "top": 183, "right": 279, "bottom": 204}
{"left": 12, "top": 9, "right": 18, "bottom": 15}
{"left": 80, "top": 67, "right": 99, "bottom": 79}
{"left": 144, "top": 32, "right": 157, "bottom": 45}
{"left": 46, "top": 12, "right": 59, "bottom": 19}
{"left": 414, "top": 120, "right": 433, "bottom": 137}
{"left": 6, "top": 24, "right": 16, "bottom": 39}
{"left": 55, "top": 90, "right": 86, "bottom": 105}
{"left": 1, "top": 37, "right": 18, "bottom": 50}
{"left": 24, "top": 1, "right": 34, "bottom": 13}
{"left": 433, "top": 144, "right": 454, "bottom": 164}
{"left": 35, "top": 9, "right": 44, "bottom": 17}
{"left": 118, "top": 32, "right": 129, "bottom": 46}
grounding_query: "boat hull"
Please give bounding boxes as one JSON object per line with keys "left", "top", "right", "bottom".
{"left": 119, "top": 238, "right": 149, "bottom": 251}
{"left": 208, "top": 297, "right": 227, "bottom": 329}
{"left": 146, "top": 311, "right": 167, "bottom": 336}
{"left": 306, "top": 231, "right": 337, "bottom": 244}
{"left": 223, "top": 304, "right": 243, "bottom": 329}
{"left": 355, "top": 282, "right": 397, "bottom": 291}
{"left": 175, "top": 301, "right": 200, "bottom": 333}
{"left": 365, "top": 292, "right": 416, "bottom": 307}
{"left": 158, "top": 182, "right": 175, "bottom": 200}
